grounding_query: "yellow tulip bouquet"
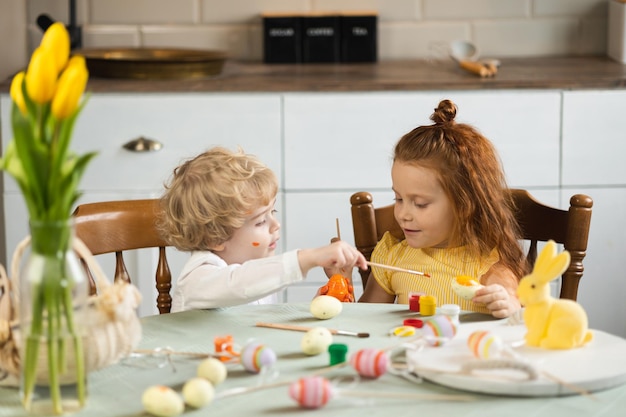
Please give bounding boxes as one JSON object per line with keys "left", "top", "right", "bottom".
{"left": 1, "top": 23, "right": 96, "bottom": 413}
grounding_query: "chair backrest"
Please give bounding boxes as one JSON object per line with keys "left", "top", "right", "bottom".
{"left": 350, "top": 189, "right": 593, "bottom": 301}
{"left": 72, "top": 199, "right": 173, "bottom": 314}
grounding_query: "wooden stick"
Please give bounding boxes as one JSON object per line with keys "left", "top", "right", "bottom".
{"left": 132, "top": 349, "right": 232, "bottom": 360}
{"left": 256, "top": 322, "right": 369, "bottom": 338}
{"left": 341, "top": 390, "right": 474, "bottom": 402}
{"left": 367, "top": 261, "right": 430, "bottom": 277}
{"left": 335, "top": 217, "right": 341, "bottom": 240}
{"left": 541, "top": 370, "right": 597, "bottom": 401}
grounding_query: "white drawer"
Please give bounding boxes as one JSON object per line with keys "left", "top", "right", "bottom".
{"left": 2, "top": 93, "right": 282, "bottom": 192}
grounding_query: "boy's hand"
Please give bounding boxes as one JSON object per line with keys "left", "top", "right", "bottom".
{"left": 298, "top": 241, "right": 367, "bottom": 276}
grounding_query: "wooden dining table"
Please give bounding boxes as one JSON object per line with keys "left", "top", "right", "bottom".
{"left": 1, "top": 302, "right": 625, "bottom": 417}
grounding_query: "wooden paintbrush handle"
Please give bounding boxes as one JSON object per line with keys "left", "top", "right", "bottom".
{"left": 256, "top": 322, "right": 315, "bottom": 333}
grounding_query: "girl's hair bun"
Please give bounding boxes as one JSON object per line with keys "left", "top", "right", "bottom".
{"left": 430, "top": 99, "right": 457, "bottom": 125}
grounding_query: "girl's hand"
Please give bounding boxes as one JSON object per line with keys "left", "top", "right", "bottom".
{"left": 473, "top": 284, "right": 521, "bottom": 319}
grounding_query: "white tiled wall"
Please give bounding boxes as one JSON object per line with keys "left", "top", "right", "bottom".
{"left": 0, "top": 0, "right": 611, "bottom": 81}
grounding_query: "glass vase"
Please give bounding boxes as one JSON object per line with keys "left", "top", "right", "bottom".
{"left": 18, "top": 220, "right": 89, "bottom": 415}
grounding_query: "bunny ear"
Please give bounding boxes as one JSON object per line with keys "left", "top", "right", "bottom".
{"left": 532, "top": 240, "right": 571, "bottom": 284}
{"left": 534, "top": 240, "right": 558, "bottom": 272}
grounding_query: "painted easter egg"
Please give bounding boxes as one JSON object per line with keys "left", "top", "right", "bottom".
{"left": 467, "top": 330, "right": 504, "bottom": 359}
{"left": 197, "top": 357, "right": 228, "bottom": 385}
{"left": 182, "top": 377, "right": 215, "bottom": 409}
{"left": 289, "top": 376, "right": 334, "bottom": 409}
{"left": 301, "top": 327, "right": 333, "bottom": 355}
{"left": 142, "top": 385, "right": 184, "bottom": 417}
{"left": 350, "top": 348, "right": 389, "bottom": 378}
{"left": 422, "top": 315, "right": 458, "bottom": 347}
{"left": 240, "top": 342, "right": 277, "bottom": 373}
{"left": 310, "top": 295, "right": 343, "bottom": 319}
{"left": 451, "top": 275, "right": 484, "bottom": 300}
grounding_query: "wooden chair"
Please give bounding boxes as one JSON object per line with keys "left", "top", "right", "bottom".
{"left": 350, "top": 189, "right": 593, "bottom": 301}
{"left": 72, "top": 199, "right": 173, "bottom": 314}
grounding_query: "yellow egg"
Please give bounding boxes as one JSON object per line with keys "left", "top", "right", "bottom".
{"left": 451, "top": 275, "right": 483, "bottom": 300}
{"left": 197, "top": 357, "right": 227, "bottom": 385}
{"left": 142, "top": 385, "right": 184, "bottom": 417}
{"left": 182, "top": 377, "right": 215, "bottom": 408}
{"left": 310, "top": 295, "right": 343, "bottom": 319}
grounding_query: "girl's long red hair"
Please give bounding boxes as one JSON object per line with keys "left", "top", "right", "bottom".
{"left": 394, "top": 99, "right": 528, "bottom": 279}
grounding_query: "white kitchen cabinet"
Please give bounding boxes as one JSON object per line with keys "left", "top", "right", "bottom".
{"left": 1, "top": 93, "right": 283, "bottom": 316}
{"left": 561, "top": 90, "right": 626, "bottom": 338}
{"left": 282, "top": 90, "right": 562, "bottom": 303}
{"left": 3, "top": 88, "right": 626, "bottom": 339}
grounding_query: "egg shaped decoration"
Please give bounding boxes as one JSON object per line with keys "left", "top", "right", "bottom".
{"left": 182, "top": 377, "right": 215, "bottom": 409}
{"left": 310, "top": 295, "right": 343, "bottom": 319}
{"left": 197, "top": 357, "right": 228, "bottom": 385}
{"left": 142, "top": 385, "right": 185, "bottom": 417}
{"left": 451, "top": 275, "right": 484, "bottom": 300}
{"left": 301, "top": 327, "right": 333, "bottom": 355}
{"left": 240, "top": 342, "right": 277, "bottom": 373}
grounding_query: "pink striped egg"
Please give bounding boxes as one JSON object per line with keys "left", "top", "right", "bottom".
{"left": 240, "top": 342, "right": 276, "bottom": 373}
{"left": 467, "top": 330, "right": 504, "bottom": 359}
{"left": 349, "top": 348, "right": 389, "bottom": 378}
{"left": 289, "top": 376, "right": 334, "bottom": 409}
{"left": 422, "top": 315, "right": 458, "bottom": 347}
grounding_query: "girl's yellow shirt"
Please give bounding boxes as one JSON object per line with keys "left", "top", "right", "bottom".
{"left": 371, "top": 232, "right": 500, "bottom": 313}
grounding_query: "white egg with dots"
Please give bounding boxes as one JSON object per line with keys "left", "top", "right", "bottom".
{"left": 301, "top": 327, "right": 333, "bottom": 355}
{"left": 310, "top": 295, "right": 343, "bottom": 319}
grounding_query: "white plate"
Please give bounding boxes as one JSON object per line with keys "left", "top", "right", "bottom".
{"left": 406, "top": 320, "right": 626, "bottom": 397}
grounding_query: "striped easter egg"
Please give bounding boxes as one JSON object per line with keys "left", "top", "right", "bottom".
{"left": 240, "top": 342, "right": 276, "bottom": 373}
{"left": 422, "top": 315, "right": 458, "bottom": 347}
{"left": 289, "top": 376, "right": 334, "bottom": 409}
{"left": 349, "top": 348, "right": 389, "bottom": 378}
{"left": 467, "top": 330, "right": 504, "bottom": 359}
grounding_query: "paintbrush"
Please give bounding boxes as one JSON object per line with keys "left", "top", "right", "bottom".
{"left": 256, "top": 322, "right": 370, "bottom": 338}
{"left": 367, "top": 261, "right": 431, "bottom": 277}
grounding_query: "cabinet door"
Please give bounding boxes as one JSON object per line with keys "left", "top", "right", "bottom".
{"left": 283, "top": 91, "right": 561, "bottom": 190}
{"left": 562, "top": 90, "right": 626, "bottom": 186}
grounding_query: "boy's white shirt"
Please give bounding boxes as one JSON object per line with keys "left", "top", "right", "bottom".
{"left": 171, "top": 249, "right": 304, "bottom": 312}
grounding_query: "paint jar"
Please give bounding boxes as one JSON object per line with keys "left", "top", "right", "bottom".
{"left": 328, "top": 343, "right": 348, "bottom": 365}
{"left": 419, "top": 295, "right": 437, "bottom": 316}
{"left": 408, "top": 292, "right": 424, "bottom": 312}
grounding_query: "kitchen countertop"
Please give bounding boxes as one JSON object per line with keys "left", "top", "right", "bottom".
{"left": 2, "top": 56, "right": 626, "bottom": 93}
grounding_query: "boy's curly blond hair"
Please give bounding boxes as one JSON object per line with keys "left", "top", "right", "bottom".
{"left": 158, "top": 147, "right": 278, "bottom": 251}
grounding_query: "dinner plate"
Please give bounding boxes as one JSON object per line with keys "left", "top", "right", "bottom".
{"left": 405, "top": 320, "right": 626, "bottom": 397}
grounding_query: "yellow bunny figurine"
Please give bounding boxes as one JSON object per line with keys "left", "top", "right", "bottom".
{"left": 516, "top": 240, "right": 593, "bottom": 349}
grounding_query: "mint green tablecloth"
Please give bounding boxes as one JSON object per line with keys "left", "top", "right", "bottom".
{"left": 1, "top": 303, "right": 625, "bottom": 416}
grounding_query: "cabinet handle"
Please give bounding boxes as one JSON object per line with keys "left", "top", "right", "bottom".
{"left": 122, "top": 136, "right": 163, "bottom": 152}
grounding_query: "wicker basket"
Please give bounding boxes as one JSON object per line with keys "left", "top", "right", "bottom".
{"left": 0, "top": 237, "right": 142, "bottom": 386}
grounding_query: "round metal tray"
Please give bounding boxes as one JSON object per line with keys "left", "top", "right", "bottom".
{"left": 76, "top": 48, "right": 228, "bottom": 80}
